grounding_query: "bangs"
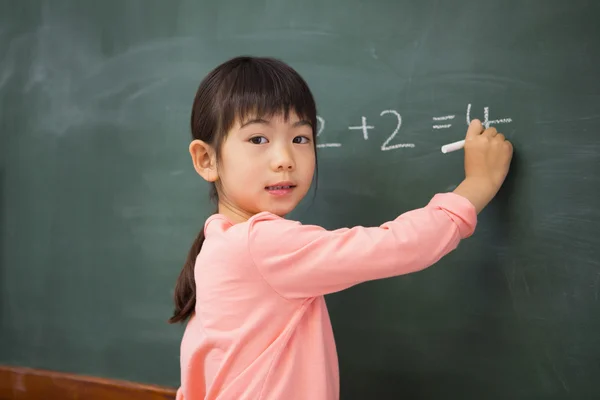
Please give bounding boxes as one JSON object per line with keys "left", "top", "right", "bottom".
{"left": 215, "top": 57, "right": 317, "bottom": 134}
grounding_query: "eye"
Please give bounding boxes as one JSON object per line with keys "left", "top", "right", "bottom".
{"left": 249, "top": 136, "right": 268, "bottom": 145}
{"left": 293, "top": 136, "right": 311, "bottom": 144}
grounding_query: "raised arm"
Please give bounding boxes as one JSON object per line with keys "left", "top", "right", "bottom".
{"left": 248, "top": 193, "right": 476, "bottom": 298}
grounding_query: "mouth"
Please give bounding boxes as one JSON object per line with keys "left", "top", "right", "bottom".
{"left": 265, "top": 182, "right": 296, "bottom": 196}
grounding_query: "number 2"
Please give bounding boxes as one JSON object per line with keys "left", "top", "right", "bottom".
{"left": 380, "top": 110, "right": 415, "bottom": 151}
{"left": 316, "top": 116, "right": 341, "bottom": 148}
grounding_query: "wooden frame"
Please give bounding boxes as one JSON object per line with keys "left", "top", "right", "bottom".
{"left": 0, "top": 365, "right": 177, "bottom": 400}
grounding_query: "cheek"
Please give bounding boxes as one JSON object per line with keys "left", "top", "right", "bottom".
{"left": 301, "top": 151, "right": 316, "bottom": 178}
{"left": 221, "top": 151, "right": 262, "bottom": 186}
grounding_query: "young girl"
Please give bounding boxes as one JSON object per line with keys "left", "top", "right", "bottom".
{"left": 170, "top": 56, "right": 513, "bottom": 400}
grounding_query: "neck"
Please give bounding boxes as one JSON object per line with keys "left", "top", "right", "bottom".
{"left": 217, "top": 201, "right": 253, "bottom": 224}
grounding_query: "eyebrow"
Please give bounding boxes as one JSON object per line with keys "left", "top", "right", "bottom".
{"left": 239, "top": 118, "right": 313, "bottom": 129}
{"left": 240, "top": 118, "right": 270, "bottom": 128}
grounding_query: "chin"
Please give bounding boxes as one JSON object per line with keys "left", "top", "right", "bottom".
{"left": 268, "top": 208, "right": 293, "bottom": 218}
{"left": 263, "top": 203, "right": 296, "bottom": 218}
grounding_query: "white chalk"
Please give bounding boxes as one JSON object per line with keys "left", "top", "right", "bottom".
{"left": 441, "top": 139, "right": 465, "bottom": 154}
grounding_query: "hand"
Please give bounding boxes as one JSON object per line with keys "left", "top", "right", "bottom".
{"left": 453, "top": 119, "right": 513, "bottom": 213}
{"left": 464, "top": 119, "right": 513, "bottom": 191}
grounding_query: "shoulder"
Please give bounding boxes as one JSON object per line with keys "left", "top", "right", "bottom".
{"left": 247, "top": 211, "right": 305, "bottom": 232}
{"left": 204, "top": 212, "right": 304, "bottom": 238}
{"left": 247, "top": 212, "right": 332, "bottom": 253}
{"left": 249, "top": 211, "right": 292, "bottom": 224}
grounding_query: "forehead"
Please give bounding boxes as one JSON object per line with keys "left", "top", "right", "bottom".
{"left": 239, "top": 110, "right": 303, "bottom": 123}
{"left": 234, "top": 110, "right": 312, "bottom": 130}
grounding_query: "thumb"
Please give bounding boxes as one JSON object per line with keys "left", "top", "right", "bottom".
{"left": 465, "top": 119, "right": 484, "bottom": 140}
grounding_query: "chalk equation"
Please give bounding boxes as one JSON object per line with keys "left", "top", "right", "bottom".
{"left": 316, "top": 104, "right": 513, "bottom": 153}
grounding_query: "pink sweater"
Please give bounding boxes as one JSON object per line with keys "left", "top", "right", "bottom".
{"left": 177, "top": 193, "right": 477, "bottom": 400}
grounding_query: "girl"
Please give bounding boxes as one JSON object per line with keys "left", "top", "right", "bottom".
{"left": 170, "top": 56, "right": 513, "bottom": 400}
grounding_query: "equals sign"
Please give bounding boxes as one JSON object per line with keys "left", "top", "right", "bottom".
{"left": 432, "top": 115, "right": 455, "bottom": 129}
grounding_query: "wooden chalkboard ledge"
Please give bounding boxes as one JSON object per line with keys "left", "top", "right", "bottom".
{"left": 0, "top": 365, "right": 177, "bottom": 400}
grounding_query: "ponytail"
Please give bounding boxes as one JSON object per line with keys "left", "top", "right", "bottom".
{"left": 168, "top": 228, "right": 205, "bottom": 324}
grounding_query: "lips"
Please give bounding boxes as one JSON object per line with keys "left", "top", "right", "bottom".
{"left": 266, "top": 185, "right": 295, "bottom": 190}
{"left": 265, "top": 182, "right": 296, "bottom": 196}
{"left": 265, "top": 182, "right": 296, "bottom": 191}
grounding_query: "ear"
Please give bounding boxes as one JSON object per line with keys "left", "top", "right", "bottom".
{"left": 189, "top": 140, "right": 218, "bottom": 182}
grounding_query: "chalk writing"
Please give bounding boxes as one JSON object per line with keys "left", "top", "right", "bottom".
{"left": 348, "top": 116, "right": 374, "bottom": 140}
{"left": 432, "top": 114, "right": 455, "bottom": 129}
{"left": 315, "top": 104, "right": 513, "bottom": 152}
{"left": 466, "top": 103, "right": 513, "bottom": 129}
{"left": 380, "top": 110, "right": 415, "bottom": 151}
{"left": 316, "top": 116, "right": 342, "bottom": 148}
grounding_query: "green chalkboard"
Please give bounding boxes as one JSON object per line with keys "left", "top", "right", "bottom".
{"left": 1, "top": 1, "right": 599, "bottom": 398}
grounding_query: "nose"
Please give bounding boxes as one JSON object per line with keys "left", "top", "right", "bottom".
{"left": 271, "top": 144, "right": 295, "bottom": 172}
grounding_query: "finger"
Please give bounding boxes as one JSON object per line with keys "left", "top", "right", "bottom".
{"left": 465, "top": 119, "right": 484, "bottom": 140}
{"left": 483, "top": 127, "right": 498, "bottom": 137}
{"left": 495, "top": 133, "right": 505, "bottom": 141}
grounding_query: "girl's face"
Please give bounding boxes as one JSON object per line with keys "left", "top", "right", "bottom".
{"left": 216, "top": 111, "right": 316, "bottom": 223}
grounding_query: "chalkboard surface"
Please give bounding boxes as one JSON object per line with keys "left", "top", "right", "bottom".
{"left": 1, "top": 1, "right": 599, "bottom": 398}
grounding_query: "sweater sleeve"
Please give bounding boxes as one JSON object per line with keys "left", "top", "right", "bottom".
{"left": 247, "top": 192, "right": 477, "bottom": 299}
